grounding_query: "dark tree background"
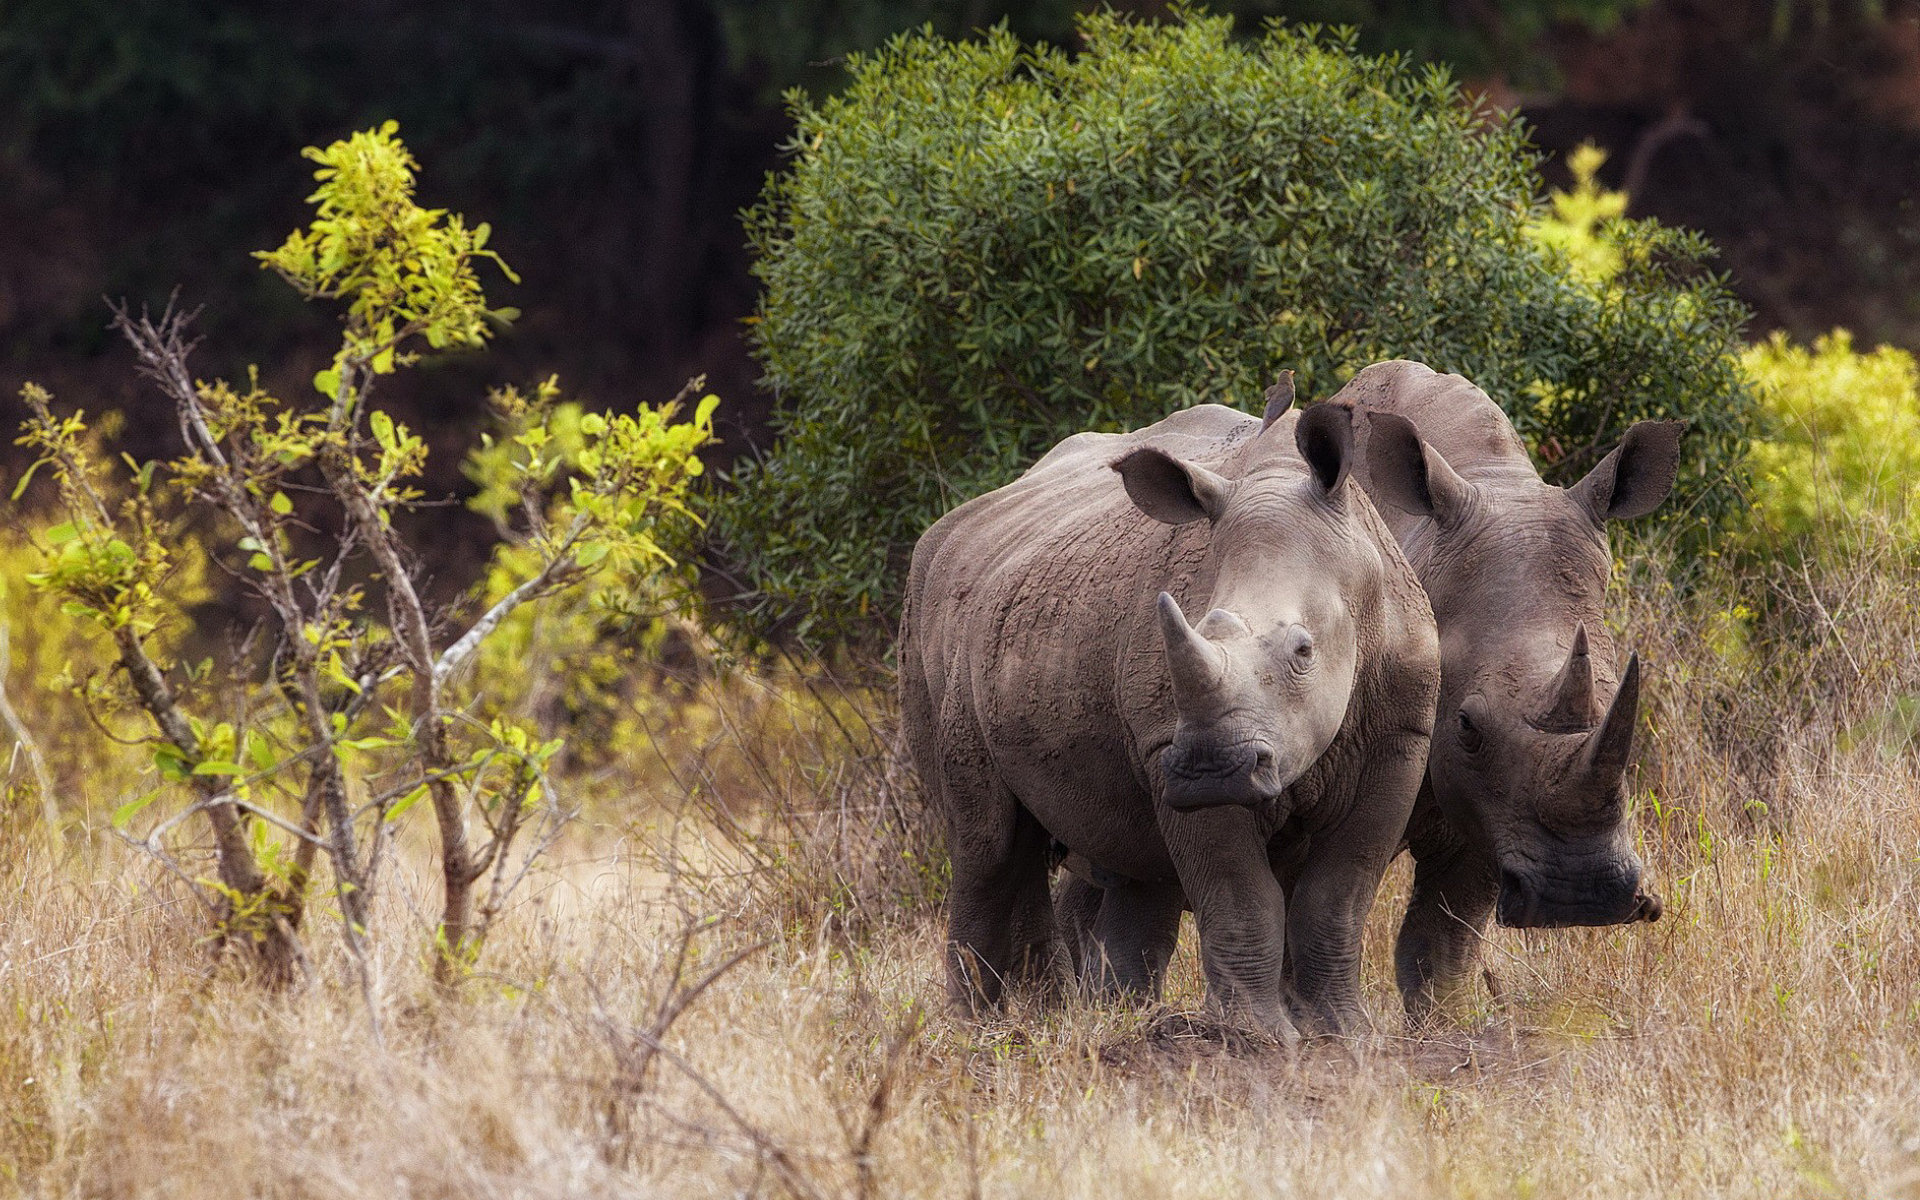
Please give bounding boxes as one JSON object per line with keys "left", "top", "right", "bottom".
{"left": 5, "top": 0, "right": 1920, "bottom": 584}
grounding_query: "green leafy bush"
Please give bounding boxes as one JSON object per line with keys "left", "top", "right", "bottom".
{"left": 719, "top": 11, "right": 1753, "bottom": 644}
{"left": 1740, "top": 330, "right": 1920, "bottom": 553}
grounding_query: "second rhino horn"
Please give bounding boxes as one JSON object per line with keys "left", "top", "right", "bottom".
{"left": 1535, "top": 624, "right": 1599, "bottom": 731}
{"left": 1581, "top": 652, "right": 1641, "bottom": 783}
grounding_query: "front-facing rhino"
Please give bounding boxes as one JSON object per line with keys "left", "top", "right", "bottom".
{"left": 900, "top": 399, "right": 1439, "bottom": 1041}
{"left": 1330, "top": 360, "right": 1676, "bottom": 1023}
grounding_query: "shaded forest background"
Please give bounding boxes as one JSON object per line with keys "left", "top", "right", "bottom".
{"left": 6, "top": 0, "right": 1920, "bottom": 589}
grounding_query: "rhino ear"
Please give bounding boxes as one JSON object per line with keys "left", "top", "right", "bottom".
{"left": 1261, "top": 369, "right": 1296, "bottom": 430}
{"left": 1113, "top": 447, "right": 1234, "bottom": 525}
{"left": 1294, "top": 402, "right": 1354, "bottom": 496}
{"left": 1568, "top": 420, "right": 1685, "bottom": 523}
{"left": 1361, "top": 410, "right": 1472, "bottom": 524}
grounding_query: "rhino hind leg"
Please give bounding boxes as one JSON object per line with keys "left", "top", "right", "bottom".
{"left": 1053, "top": 871, "right": 1103, "bottom": 981}
{"left": 1087, "top": 880, "right": 1184, "bottom": 999}
{"left": 1394, "top": 840, "right": 1500, "bottom": 1029}
{"left": 945, "top": 799, "right": 1062, "bottom": 1012}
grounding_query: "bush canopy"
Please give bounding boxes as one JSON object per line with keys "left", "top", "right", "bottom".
{"left": 719, "top": 11, "right": 1753, "bottom": 645}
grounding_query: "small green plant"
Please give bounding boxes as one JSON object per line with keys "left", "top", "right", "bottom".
{"left": 719, "top": 11, "right": 1752, "bottom": 644}
{"left": 12, "top": 123, "right": 715, "bottom": 988}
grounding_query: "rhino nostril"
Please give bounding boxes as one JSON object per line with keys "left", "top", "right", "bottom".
{"left": 1254, "top": 747, "right": 1275, "bottom": 771}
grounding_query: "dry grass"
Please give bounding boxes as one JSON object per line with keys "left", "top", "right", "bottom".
{"left": 5, "top": 544, "right": 1920, "bottom": 1199}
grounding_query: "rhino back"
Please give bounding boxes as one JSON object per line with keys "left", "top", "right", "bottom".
{"left": 1331, "top": 360, "right": 1533, "bottom": 481}
{"left": 1020, "top": 402, "right": 1260, "bottom": 481}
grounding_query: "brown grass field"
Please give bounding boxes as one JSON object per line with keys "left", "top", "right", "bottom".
{"left": 4, "top": 536, "right": 1920, "bottom": 1199}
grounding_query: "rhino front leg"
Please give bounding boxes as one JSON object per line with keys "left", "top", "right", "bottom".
{"left": 1394, "top": 813, "right": 1499, "bottom": 1029}
{"left": 1288, "top": 735, "right": 1427, "bottom": 1038}
{"left": 1163, "top": 806, "right": 1297, "bottom": 1043}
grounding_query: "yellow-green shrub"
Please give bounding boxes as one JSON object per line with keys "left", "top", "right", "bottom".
{"left": 1740, "top": 330, "right": 1920, "bottom": 554}
{"left": 1526, "top": 143, "right": 1628, "bottom": 288}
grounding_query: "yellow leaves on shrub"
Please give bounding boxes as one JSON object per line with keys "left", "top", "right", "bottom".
{"left": 1741, "top": 330, "right": 1920, "bottom": 551}
{"left": 254, "top": 120, "right": 518, "bottom": 381}
{"left": 1527, "top": 142, "right": 1628, "bottom": 287}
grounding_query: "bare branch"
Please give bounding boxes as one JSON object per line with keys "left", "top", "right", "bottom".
{"left": 433, "top": 508, "right": 595, "bottom": 692}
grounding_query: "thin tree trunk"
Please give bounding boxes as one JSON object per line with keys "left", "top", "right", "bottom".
{"left": 114, "top": 626, "right": 301, "bottom": 983}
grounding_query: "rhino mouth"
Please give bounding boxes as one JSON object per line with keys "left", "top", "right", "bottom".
{"left": 1161, "top": 739, "right": 1280, "bottom": 810}
{"left": 1496, "top": 867, "right": 1662, "bottom": 929}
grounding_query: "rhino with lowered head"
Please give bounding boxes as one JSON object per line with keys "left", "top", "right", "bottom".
{"left": 899, "top": 397, "right": 1440, "bottom": 1041}
{"left": 1326, "top": 360, "right": 1675, "bottom": 1022}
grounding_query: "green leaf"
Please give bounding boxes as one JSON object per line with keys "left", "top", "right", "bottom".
{"left": 11, "top": 459, "right": 44, "bottom": 500}
{"left": 191, "top": 760, "right": 244, "bottom": 777}
{"left": 112, "top": 791, "right": 159, "bottom": 829}
{"left": 45, "top": 521, "right": 79, "bottom": 546}
{"left": 313, "top": 368, "right": 341, "bottom": 398}
{"left": 270, "top": 491, "right": 294, "bottom": 515}
{"left": 370, "top": 410, "right": 395, "bottom": 450}
{"left": 249, "top": 553, "right": 274, "bottom": 572}
{"left": 386, "top": 783, "right": 429, "bottom": 821}
{"left": 153, "top": 744, "right": 191, "bottom": 783}
{"left": 246, "top": 731, "right": 277, "bottom": 774}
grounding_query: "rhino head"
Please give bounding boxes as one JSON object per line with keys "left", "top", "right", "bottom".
{"left": 1112, "top": 402, "right": 1427, "bottom": 811}
{"left": 1366, "top": 414, "right": 1681, "bottom": 927}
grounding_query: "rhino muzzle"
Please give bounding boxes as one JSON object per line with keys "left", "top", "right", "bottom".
{"left": 1496, "top": 864, "right": 1660, "bottom": 929}
{"left": 1161, "top": 739, "right": 1280, "bottom": 810}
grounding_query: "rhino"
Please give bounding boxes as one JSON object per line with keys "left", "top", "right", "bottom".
{"left": 899, "top": 395, "right": 1441, "bottom": 1041}
{"left": 1043, "top": 363, "right": 1678, "bottom": 1030}
{"left": 1326, "top": 360, "right": 1676, "bottom": 1022}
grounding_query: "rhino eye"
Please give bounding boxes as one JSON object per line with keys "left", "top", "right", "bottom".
{"left": 1285, "top": 627, "right": 1315, "bottom": 668}
{"left": 1457, "top": 708, "right": 1485, "bottom": 754}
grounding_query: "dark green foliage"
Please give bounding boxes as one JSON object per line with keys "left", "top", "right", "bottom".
{"left": 718, "top": 11, "right": 1752, "bottom": 644}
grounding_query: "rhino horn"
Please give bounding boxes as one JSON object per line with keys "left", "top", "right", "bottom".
{"left": 1581, "top": 652, "right": 1640, "bottom": 783}
{"left": 1157, "top": 592, "right": 1226, "bottom": 704}
{"left": 1536, "top": 624, "right": 1598, "bottom": 731}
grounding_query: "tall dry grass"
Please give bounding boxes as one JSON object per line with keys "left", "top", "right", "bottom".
{"left": 4, "top": 536, "right": 1920, "bottom": 1199}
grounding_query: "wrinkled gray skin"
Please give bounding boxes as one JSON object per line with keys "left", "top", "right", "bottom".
{"left": 1324, "top": 360, "right": 1678, "bottom": 1024}
{"left": 899, "top": 400, "right": 1440, "bottom": 1041}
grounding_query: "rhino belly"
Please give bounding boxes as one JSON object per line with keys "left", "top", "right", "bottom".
{"left": 988, "top": 721, "right": 1177, "bottom": 884}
